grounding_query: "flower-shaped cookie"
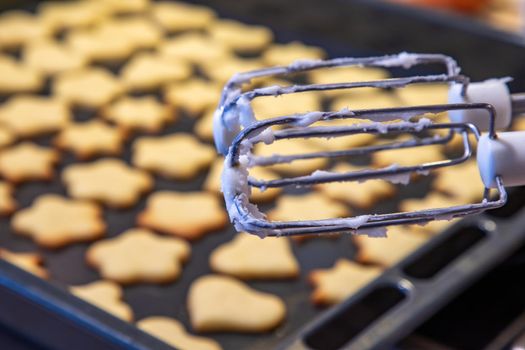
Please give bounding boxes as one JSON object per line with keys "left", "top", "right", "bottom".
{"left": 63, "top": 159, "right": 152, "bottom": 208}
{"left": 132, "top": 134, "right": 215, "bottom": 180}
{"left": 138, "top": 317, "right": 221, "bottom": 350}
{"left": 55, "top": 121, "right": 125, "bottom": 159}
{"left": 0, "top": 55, "right": 43, "bottom": 94}
{"left": 70, "top": 281, "right": 133, "bottom": 321}
{"left": 188, "top": 275, "right": 286, "bottom": 333}
{"left": 86, "top": 228, "right": 190, "bottom": 284}
{"left": 309, "top": 259, "right": 383, "bottom": 305}
{"left": 12, "top": 195, "right": 106, "bottom": 248}
{"left": 0, "top": 143, "right": 59, "bottom": 183}
{"left": 0, "top": 95, "right": 70, "bottom": 137}
{"left": 0, "top": 181, "right": 16, "bottom": 215}
{"left": 138, "top": 191, "right": 227, "bottom": 240}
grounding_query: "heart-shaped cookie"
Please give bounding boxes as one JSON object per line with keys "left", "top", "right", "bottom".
{"left": 188, "top": 275, "right": 285, "bottom": 333}
{"left": 210, "top": 233, "right": 299, "bottom": 279}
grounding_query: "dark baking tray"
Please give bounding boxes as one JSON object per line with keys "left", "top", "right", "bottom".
{"left": 1, "top": 1, "right": 525, "bottom": 350}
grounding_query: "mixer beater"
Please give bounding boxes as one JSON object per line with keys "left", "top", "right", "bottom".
{"left": 213, "top": 53, "right": 525, "bottom": 237}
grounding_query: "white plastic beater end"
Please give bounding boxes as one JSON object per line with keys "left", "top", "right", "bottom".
{"left": 477, "top": 131, "right": 525, "bottom": 188}
{"left": 448, "top": 79, "right": 512, "bottom": 131}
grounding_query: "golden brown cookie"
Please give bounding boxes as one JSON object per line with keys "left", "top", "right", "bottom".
{"left": 70, "top": 281, "right": 133, "bottom": 321}
{"left": 397, "top": 83, "right": 448, "bottom": 106}
{"left": 53, "top": 68, "right": 123, "bottom": 108}
{"left": 86, "top": 228, "right": 190, "bottom": 284}
{"left": 12, "top": 194, "right": 106, "bottom": 248}
{"left": 373, "top": 142, "right": 445, "bottom": 167}
{"left": 0, "top": 181, "right": 16, "bottom": 215}
{"left": 262, "top": 41, "right": 326, "bottom": 66}
{"left": 0, "top": 143, "right": 59, "bottom": 183}
{"left": 0, "top": 55, "right": 43, "bottom": 94}
{"left": 137, "top": 317, "right": 222, "bottom": 350}
{"left": 0, "top": 127, "right": 15, "bottom": 149}
{"left": 66, "top": 27, "right": 135, "bottom": 63}
{"left": 96, "top": 17, "right": 162, "bottom": 50}
{"left": 54, "top": 121, "right": 125, "bottom": 159}
{"left": 103, "top": 96, "right": 173, "bottom": 133}
{"left": 121, "top": 53, "right": 191, "bottom": 91}
{"left": 433, "top": 161, "right": 484, "bottom": 202}
{"left": 251, "top": 90, "right": 322, "bottom": 120}
{"left": 94, "top": 0, "right": 149, "bottom": 15}
{"left": 0, "top": 11, "right": 50, "bottom": 49}
{"left": 159, "top": 33, "right": 231, "bottom": 64}
{"left": 210, "top": 233, "right": 299, "bottom": 279}
{"left": 164, "top": 79, "right": 222, "bottom": 115}
{"left": 331, "top": 89, "right": 402, "bottom": 111}
{"left": 137, "top": 191, "right": 227, "bottom": 240}
{"left": 254, "top": 139, "right": 328, "bottom": 176}
{"left": 399, "top": 192, "right": 465, "bottom": 213}
{"left": 204, "top": 158, "right": 282, "bottom": 203}
{"left": 132, "top": 134, "right": 215, "bottom": 180}
{"left": 208, "top": 19, "right": 273, "bottom": 53}
{"left": 201, "top": 57, "right": 265, "bottom": 84}
{"left": 188, "top": 275, "right": 286, "bottom": 333}
{"left": 309, "top": 259, "right": 382, "bottom": 305}
{"left": 307, "top": 119, "right": 377, "bottom": 151}
{"left": 268, "top": 192, "right": 350, "bottom": 222}
{"left": 309, "top": 66, "right": 390, "bottom": 85}
{"left": 150, "top": 1, "right": 216, "bottom": 32}
{"left": 0, "top": 95, "right": 70, "bottom": 137}
{"left": 0, "top": 249, "right": 48, "bottom": 278}
{"left": 38, "top": 1, "right": 107, "bottom": 31}
{"left": 354, "top": 225, "right": 430, "bottom": 267}
{"left": 316, "top": 163, "right": 396, "bottom": 209}
{"left": 63, "top": 159, "right": 153, "bottom": 208}
{"left": 194, "top": 108, "right": 215, "bottom": 141}
{"left": 23, "top": 40, "right": 87, "bottom": 76}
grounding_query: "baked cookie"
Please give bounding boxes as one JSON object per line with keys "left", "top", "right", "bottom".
{"left": 316, "top": 163, "right": 396, "bottom": 209}
{"left": 66, "top": 27, "right": 135, "bottom": 63}
{"left": 373, "top": 142, "right": 445, "bottom": 168}
{"left": 137, "top": 317, "right": 222, "bottom": 350}
{"left": 0, "top": 127, "right": 15, "bottom": 149}
{"left": 433, "top": 160, "right": 484, "bottom": 202}
{"left": 150, "top": 1, "right": 216, "bottom": 32}
{"left": 204, "top": 158, "right": 282, "bottom": 203}
{"left": 262, "top": 41, "right": 326, "bottom": 66}
{"left": 309, "top": 66, "right": 390, "bottom": 85}
{"left": 208, "top": 19, "right": 273, "bottom": 53}
{"left": 268, "top": 192, "right": 350, "bottom": 222}
{"left": 0, "top": 55, "right": 43, "bottom": 94}
{"left": 307, "top": 119, "right": 377, "bottom": 151}
{"left": 164, "top": 79, "right": 222, "bottom": 115}
{"left": 70, "top": 281, "right": 133, "bottom": 321}
{"left": 159, "top": 33, "right": 231, "bottom": 64}
{"left": 254, "top": 139, "right": 328, "bottom": 176}
{"left": 63, "top": 159, "right": 153, "bottom": 208}
{"left": 121, "top": 53, "right": 191, "bottom": 91}
{"left": 86, "top": 228, "right": 190, "bottom": 284}
{"left": 103, "top": 96, "right": 173, "bottom": 133}
{"left": 399, "top": 192, "right": 465, "bottom": 213}
{"left": 54, "top": 121, "right": 125, "bottom": 159}
{"left": 201, "top": 57, "right": 265, "bottom": 84}
{"left": 354, "top": 225, "right": 430, "bottom": 267}
{"left": 12, "top": 195, "right": 106, "bottom": 248}
{"left": 23, "top": 40, "right": 87, "bottom": 76}
{"left": 0, "top": 11, "right": 50, "bottom": 49}
{"left": 309, "top": 259, "right": 382, "bottom": 305}
{"left": 53, "top": 68, "right": 123, "bottom": 108}
{"left": 38, "top": 1, "right": 107, "bottom": 31}
{"left": 397, "top": 83, "right": 449, "bottom": 106}
{"left": 251, "top": 90, "right": 322, "bottom": 120}
{"left": 188, "top": 275, "right": 286, "bottom": 333}
{"left": 132, "top": 133, "right": 215, "bottom": 180}
{"left": 0, "top": 95, "right": 70, "bottom": 137}
{"left": 94, "top": 0, "right": 149, "bottom": 15}
{"left": 0, "top": 249, "right": 48, "bottom": 279}
{"left": 331, "top": 89, "right": 402, "bottom": 111}
{"left": 210, "top": 233, "right": 299, "bottom": 279}
{"left": 96, "top": 17, "right": 162, "bottom": 50}
{"left": 137, "top": 191, "right": 227, "bottom": 240}
{"left": 194, "top": 108, "right": 215, "bottom": 141}
{"left": 0, "top": 143, "right": 59, "bottom": 183}
{"left": 0, "top": 181, "right": 16, "bottom": 215}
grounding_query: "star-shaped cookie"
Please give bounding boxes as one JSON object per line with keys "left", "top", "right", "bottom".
{"left": 70, "top": 280, "right": 133, "bottom": 321}
{"left": 0, "top": 249, "right": 48, "bottom": 278}
{"left": 309, "top": 259, "right": 383, "bottom": 305}
{"left": 55, "top": 121, "right": 125, "bottom": 159}
{"left": 137, "top": 191, "right": 227, "bottom": 240}
{"left": 0, "top": 55, "right": 43, "bottom": 94}
{"left": 0, "top": 181, "right": 16, "bottom": 215}
{"left": 63, "top": 159, "right": 153, "bottom": 208}
{"left": 132, "top": 133, "right": 215, "bottom": 180}
{"left": 0, "top": 143, "right": 59, "bottom": 183}
{"left": 86, "top": 228, "right": 190, "bottom": 284}
{"left": 12, "top": 195, "right": 106, "bottom": 248}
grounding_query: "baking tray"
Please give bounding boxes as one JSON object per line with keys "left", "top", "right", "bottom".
{"left": 1, "top": 1, "right": 525, "bottom": 350}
